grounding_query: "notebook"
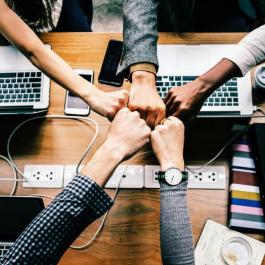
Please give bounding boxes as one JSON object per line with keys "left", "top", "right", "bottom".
{"left": 229, "top": 126, "right": 265, "bottom": 232}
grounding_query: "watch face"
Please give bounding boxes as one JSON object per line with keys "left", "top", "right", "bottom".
{"left": 165, "top": 168, "right": 183, "bottom": 185}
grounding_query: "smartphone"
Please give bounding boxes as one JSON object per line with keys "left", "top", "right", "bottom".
{"left": 64, "top": 69, "right": 93, "bottom": 116}
{"left": 98, "top": 40, "right": 124, "bottom": 87}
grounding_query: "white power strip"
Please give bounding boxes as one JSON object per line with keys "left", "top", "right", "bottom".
{"left": 105, "top": 165, "right": 144, "bottom": 188}
{"left": 23, "top": 164, "right": 227, "bottom": 189}
{"left": 64, "top": 165, "right": 144, "bottom": 188}
{"left": 145, "top": 165, "right": 226, "bottom": 189}
{"left": 23, "top": 165, "right": 64, "bottom": 188}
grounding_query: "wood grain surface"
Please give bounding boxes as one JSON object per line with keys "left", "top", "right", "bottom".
{"left": 0, "top": 33, "right": 264, "bottom": 265}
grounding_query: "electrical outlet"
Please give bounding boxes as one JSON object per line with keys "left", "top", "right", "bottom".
{"left": 144, "top": 165, "right": 161, "bottom": 188}
{"left": 64, "top": 165, "right": 84, "bottom": 187}
{"left": 144, "top": 165, "right": 227, "bottom": 189}
{"left": 105, "top": 165, "right": 144, "bottom": 188}
{"left": 23, "top": 165, "right": 64, "bottom": 188}
{"left": 187, "top": 165, "right": 226, "bottom": 189}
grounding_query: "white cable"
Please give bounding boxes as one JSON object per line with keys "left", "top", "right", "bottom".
{"left": 0, "top": 115, "right": 98, "bottom": 196}
{"left": 30, "top": 194, "right": 55, "bottom": 200}
{"left": 70, "top": 151, "right": 153, "bottom": 250}
{"left": 6, "top": 115, "right": 99, "bottom": 179}
{"left": 0, "top": 155, "right": 18, "bottom": 196}
{"left": 185, "top": 126, "right": 248, "bottom": 174}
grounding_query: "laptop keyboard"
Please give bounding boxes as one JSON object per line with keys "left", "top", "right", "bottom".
{"left": 156, "top": 75, "right": 239, "bottom": 107}
{"left": 0, "top": 243, "right": 12, "bottom": 258}
{"left": 0, "top": 71, "right": 42, "bottom": 104}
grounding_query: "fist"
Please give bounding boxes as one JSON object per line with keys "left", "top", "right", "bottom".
{"left": 106, "top": 108, "right": 151, "bottom": 159}
{"left": 151, "top": 116, "right": 185, "bottom": 171}
{"left": 129, "top": 71, "right": 166, "bottom": 128}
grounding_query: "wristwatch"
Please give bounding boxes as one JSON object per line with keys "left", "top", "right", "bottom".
{"left": 158, "top": 167, "right": 188, "bottom": 186}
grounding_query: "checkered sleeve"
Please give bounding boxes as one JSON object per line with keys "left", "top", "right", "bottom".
{"left": 0, "top": 175, "right": 113, "bottom": 265}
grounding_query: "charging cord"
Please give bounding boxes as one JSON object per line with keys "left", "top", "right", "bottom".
{"left": 0, "top": 155, "right": 18, "bottom": 196}
{"left": 0, "top": 115, "right": 99, "bottom": 195}
{"left": 6, "top": 115, "right": 99, "bottom": 178}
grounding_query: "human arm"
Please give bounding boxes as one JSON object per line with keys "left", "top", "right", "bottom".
{"left": 0, "top": 0, "right": 128, "bottom": 119}
{"left": 118, "top": 0, "right": 165, "bottom": 127}
{"left": 0, "top": 108, "right": 151, "bottom": 265}
{"left": 151, "top": 117, "right": 195, "bottom": 265}
{"left": 165, "top": 24, "right": 265, "bottom": 119}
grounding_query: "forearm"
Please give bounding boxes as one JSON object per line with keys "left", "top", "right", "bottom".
{"left": 0, "top": 141, "right": 125, "bottom": 264}
{"left": 0, "top": 3, "right": 94, "bottom": 101}
{"left": 81, "top": 141, "right": 124, "bottom": 187}
{"left": 118, "top": 0, "right": 159, "bottom": 75}
{"left": 160, "top": 182, "right": 195, "bottom": 265}
{"left": 194, "top": 58, "right": 241, "bottom": 97}
{"left": 1, "top": 175, "right": 113, "bottom": 265}
{"left": 192, "top": 25, "right": 265, "bottom": 98}
{"left": 29, "top": 46, "right": 94, "bottom": 100}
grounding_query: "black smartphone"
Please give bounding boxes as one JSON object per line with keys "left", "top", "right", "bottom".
{"left": 98, "top": 40, "right": 124, "bottom": 87}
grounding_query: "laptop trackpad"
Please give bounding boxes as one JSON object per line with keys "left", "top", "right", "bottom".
{"left": 175, "top": 46, "right": 210, "bottom": 73}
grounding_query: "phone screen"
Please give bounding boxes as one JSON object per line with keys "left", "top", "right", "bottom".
{"left": 66, "top": 74, "right": 92, "bottom": 109}
{"left": 98, "top": 40, "right": 124, "bottom": 87}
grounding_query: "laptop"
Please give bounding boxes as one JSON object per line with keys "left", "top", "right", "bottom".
{"left": 0, "top": 46, "right": 50, "bottom": 115}
{"left": 0, "top": 196, "right": 44, "bottom": 259}
{"left": 156, "top": 44, "right": 256, "bottom": 117}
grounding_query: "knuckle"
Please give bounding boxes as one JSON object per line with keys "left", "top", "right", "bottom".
{"left": 145, "top": 126, "right": 152, "bottom": 135}
{"left": 173, "top": 97, "right": 180, "bottom": 104}
{"left": 132, "top": 110, "right": 140, "bottom": 118}
{"left": 151, "top": 130, "right": 158, "bottom": 140}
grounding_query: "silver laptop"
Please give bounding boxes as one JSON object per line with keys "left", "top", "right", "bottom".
{"left": 0, "top": 46, "right": 50, "bottom": 115}
{"left": 0, "top": 196, "right": 44, "bottom": 259}
{"left": 157, "top": 44, "right": 256, "bottom": 117}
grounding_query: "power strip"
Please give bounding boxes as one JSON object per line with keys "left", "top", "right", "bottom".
{"left": 23, "top": 164, "right": 227, "bottom": 189}
{"left": 145, "top": 165, "right": 226, "bottom": 189}
{"left": 64, "top": 165, "right": 144, "bottom": 188}
{"left": 23, "top": 165, "right": 64, "bottom": 188}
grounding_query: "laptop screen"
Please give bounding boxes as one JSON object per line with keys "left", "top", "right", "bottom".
{"left": 0, "top": 196, "right": 44, "bottom": 242}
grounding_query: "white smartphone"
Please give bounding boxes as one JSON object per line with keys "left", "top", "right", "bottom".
{"left": 64, "top": 69, "right": 93, "bottom": 116}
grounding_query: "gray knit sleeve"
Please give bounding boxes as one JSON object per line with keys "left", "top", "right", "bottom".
{"left": 160, "top": 181, "right": 195, "bottom": 265}
{"left": 117, "top": 0, "right": 159, "bottom": 76}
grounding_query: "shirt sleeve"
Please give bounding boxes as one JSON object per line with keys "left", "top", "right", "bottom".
{"left": 0, "top": 175, "right": 113, "bottom": 265}
{"left": 224, "top": 25, "right": 265, "bottom": 76}
{"left": 117, "top": 0, "right": 159, "bottom": 77}
{"left": 160, "top": 181, "right": 195, "bottom": 265}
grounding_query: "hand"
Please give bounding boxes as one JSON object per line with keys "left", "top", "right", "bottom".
{"left": 165, "top": 58, "right": 241, "bottom": 120}
{"left": 165, "top": 79, "right": 208, "bottom": 120}
{"left": 81, "top": 108, "right": 151, "bottom": 186}
{"left": 105, "top": 107, "right": 151, "bottom": 159}
{"left": 129, "top": 71, "right": 166, "bottom": 128}
{"left": 151, "top": 116, "right": 185, "bottom": 171}
{"left": 87, "top": 88, "right": 129, "bottom": 120}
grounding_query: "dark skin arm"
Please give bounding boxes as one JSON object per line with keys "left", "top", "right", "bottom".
{"left": 165, "top": 58, "right": 241, "bottom": 120}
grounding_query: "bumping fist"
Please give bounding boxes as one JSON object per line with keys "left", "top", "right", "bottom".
{"left": 105, "top": 108, "right": 151, "bottom": 159}
{"left": 128, "top": 71, "right": 166, "bottom": 128}
{"left": 151, "top": 116, "right": 185, "bottom": 171}
{"left": 89, "top": 89, "right": 129, "bottom": 120}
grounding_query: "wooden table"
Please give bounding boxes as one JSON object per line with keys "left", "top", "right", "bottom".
{"left": 0, "top": 33, "right": 265, "bottom": 265}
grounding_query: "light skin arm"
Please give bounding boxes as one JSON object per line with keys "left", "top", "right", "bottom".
{"left": 151, "top": 117, "right": 195, "bottom": 265}
{"left": 81, "top": 107, "right": 151, "bottom": 186}
{"left": 0, "top": 0, "right": 128, "bottom": 119}
{"left": 165, "top": 58, "right": 241, "bottom": 120}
